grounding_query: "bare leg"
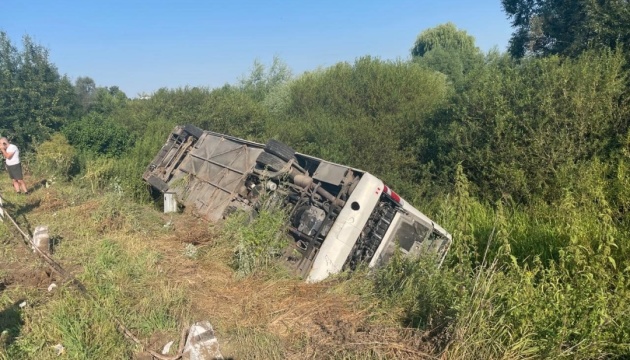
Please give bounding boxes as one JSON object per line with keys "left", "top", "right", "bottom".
{"left": 17, "top": 180, "right": 27, "bottom": 193}
{"left": 12, "top": 179, "right": 20, "bottom": 193}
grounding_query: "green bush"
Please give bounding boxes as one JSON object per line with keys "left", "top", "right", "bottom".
{"left": 265, "top": 56, "right": 449, "bottom": 197}
{"left": 62, "top": 113, "right": 134, "bottom": 157}
{"left": 33, "top": 133, "right": 77, "bottom": 181}
{"left": 222, "top": 207, "right": 289, "bottom": 277}
{"left": 441, "top": 49, "right": 627, "bottom": 203}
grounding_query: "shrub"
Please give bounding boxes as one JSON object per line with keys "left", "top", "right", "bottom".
{"left": 62, "top": 113, "right": 134, "bottom": 157}
{"left": 443, "top": 49, "right": 627, "bottom": 203}
{"left": 222, "top": 207, "right": 289, "bottom": 277}
{"left": 34, "top": 133, "right": 77, "bottom": 181}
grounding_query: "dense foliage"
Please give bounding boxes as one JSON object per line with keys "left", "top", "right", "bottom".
{"left": 62, "top": 114, "right": 133, "bottom": 157}
{"left": 502, "top": 0, "right": 630, "bottom": 58}
{"left": 0, "top": 32, "right": 77, "bottom": 148}
{"left": 444, "top": 49, "right": 628, "bottom": 202}
{"left": 2, "top": 5, "right": 630, "bottom": 357}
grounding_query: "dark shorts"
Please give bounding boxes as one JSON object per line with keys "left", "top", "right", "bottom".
{"left": 6, "top": 163, "right": 23, "bottom": 180}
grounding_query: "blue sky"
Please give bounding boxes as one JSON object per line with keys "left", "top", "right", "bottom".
{"left": 0, "top": 1, "right": 513, "bottom": 97}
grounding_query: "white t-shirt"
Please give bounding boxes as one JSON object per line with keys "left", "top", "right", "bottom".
{"left": 5, "top": 144, "right": 20, "bottom": 166}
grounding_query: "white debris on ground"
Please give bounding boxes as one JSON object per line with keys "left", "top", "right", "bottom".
{"left": 52, "top": 343, "right": 65, "bottom": 355}
{"left": 182, "top": 321, "right": 223, "bottom": 360}
{"left": 18, "top": 301, "right": 26, "bottom": 308}
{"left": 161, "top": 340, "right": 174, "bottom": 355}
{"left": 32, "top": 225, "right": 50, "bottom": 254}
{"left": 48, "top": 283, "right": 57, "bottom": 292}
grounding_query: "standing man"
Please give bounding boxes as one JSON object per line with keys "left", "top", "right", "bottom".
{"left": 0, "top": 137, "right": 28, "bottom": 194}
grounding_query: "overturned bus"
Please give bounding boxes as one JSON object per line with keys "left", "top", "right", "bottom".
{"left": 143, "top": 125, "right": 452, "bottom": 282}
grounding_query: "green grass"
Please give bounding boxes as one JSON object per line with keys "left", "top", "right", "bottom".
{"left": 0, "top": 182, "right": 189, "bottom": 359}
{"left": 221, "top": 207, "right": 291, "bottom": 277}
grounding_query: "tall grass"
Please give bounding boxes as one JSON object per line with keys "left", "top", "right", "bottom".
{"left": 0, "top": 185, "right": 188, "bottom": 359}
{"left": 366, "top": 166, "right": 630, "bottom": 359}
{"left": 221, "top": 207, "right": 290, "bottom": 277}
{"left": 4, "top": 238, "right": 187, "bottom": 359}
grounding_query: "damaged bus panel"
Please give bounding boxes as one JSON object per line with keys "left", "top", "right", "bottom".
{"left": 143, "top": 125, "right": 452, "bottom": 282}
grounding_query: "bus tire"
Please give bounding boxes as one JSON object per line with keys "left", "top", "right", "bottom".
{"left": 265, "top": 139, "right": 295, "bottom": 162}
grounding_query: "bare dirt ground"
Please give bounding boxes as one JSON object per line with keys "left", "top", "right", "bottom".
{"left": 145, "top": 210, "right": 436, "bottom": 358}
{"left": 0, "top": 245, "right": 52, "bottom": 291}
{"left": 0, "top": 176, "right": 434, "bottom": 359}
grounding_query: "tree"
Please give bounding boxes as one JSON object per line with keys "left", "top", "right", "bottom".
{"left": 0, "top": 32, "right": 19, "bottom": 136}
{"left": 502, "top": 0, "right": 630, "bottom": 58}
{"left": 0, "top": 32, "right": 77, "bottom": 148}
{"left": 74, "top": 76, "right": 97, "bottom": 112}
{"left": 239, "top": 56, "right": 292, "bottom": 102}
{"left": 411, "top": 23, "right": 484, "bottom": 88}
{"left": 90, "top": 86, "right": 128, "bottom": 114}
{"left": 412, "top": 23, "right": 479, "bottom": 58}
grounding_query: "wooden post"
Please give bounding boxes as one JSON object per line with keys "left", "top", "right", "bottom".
{"left": 164, "top": 192, "right": 178, "bottom": 213}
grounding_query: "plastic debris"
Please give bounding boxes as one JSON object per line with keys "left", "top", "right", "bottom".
{"left": 182, "top": 321, "right": 223, "bottom": 360}
{"left": 18, "top": 301, "right": 26, "bottom": 308}
{"left": 161, "top": 340, "right": 174, "bottom": 355}
{"left": 48, "top": 283, "right": 57, "bottom": 292}
{"left": 52, "top": 343, "right": 65, "bottom": 355}
{"left": 32, "top": 226, "right": 50, "bottom": 254}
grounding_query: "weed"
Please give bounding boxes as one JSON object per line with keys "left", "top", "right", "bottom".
{"left": 182, "top": 243, "right": 198, "bottom": 259}
{"left": 222, "top": 208, "right": 290, "bottom": 277}
{"left": 32, "top": 134, "right": 77, "bottom": 182}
